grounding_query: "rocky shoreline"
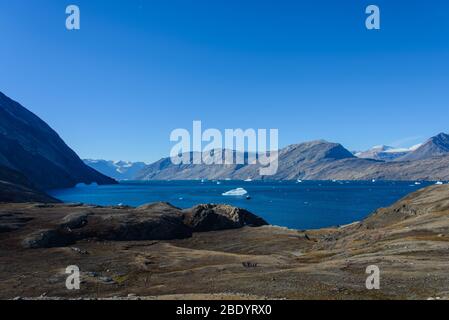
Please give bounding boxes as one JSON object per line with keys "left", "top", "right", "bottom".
{"left": 1, "top": 185, "right": 449, "bottom": 300}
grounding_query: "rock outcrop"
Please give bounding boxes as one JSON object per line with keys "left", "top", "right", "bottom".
{"left": 0, "top": 202, "right": 267, "bottom": 248}
{"left": 182, "top": 204, "right": 268, "bottom": 232}
{"left": 19, "top": 203, "right": 192, "bottom": 248}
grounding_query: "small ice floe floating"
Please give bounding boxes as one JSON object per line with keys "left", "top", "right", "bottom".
{"left": 415, "top": 182, "right": 421, "bottom": 185}
{"left": 372, "top": 179, "right": 376, "bottom": 183}
{"left": 297, "top": 179, "right": 303, "bottom": 183}
{"left": 222, "top": 188, "right": 248, "bottom": 196}
{"left": 435, "top": 181, "right": 444, "bottom": 185}
{"left": 216, "top": 181, "right": 222, "bottom": 185}
{"left": 244, "top": 178, "right": 253, "bottom": 182}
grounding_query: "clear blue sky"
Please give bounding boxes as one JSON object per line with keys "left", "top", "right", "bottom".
{"left": 1, "top": 0, "right": 448, "bottom": 162}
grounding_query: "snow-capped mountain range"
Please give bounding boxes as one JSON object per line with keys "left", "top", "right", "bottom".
{"left": 355, "top": 144, "right": 422, "bottom": 161}
{"left": 83, "top": 160, "right": 147, "bottom": 181}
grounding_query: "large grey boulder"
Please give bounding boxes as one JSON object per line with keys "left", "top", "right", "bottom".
{"left": 183, "top": 204, "right": 268, "bottom": 232}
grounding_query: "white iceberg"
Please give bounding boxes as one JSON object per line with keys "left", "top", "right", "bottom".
{"left": 222, "top": 188, "right": 248, "bottom": 196}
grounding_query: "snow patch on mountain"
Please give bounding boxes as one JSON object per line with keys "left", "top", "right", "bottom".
{"left": 83, "top": 159, "right": 147, "bottom": 181}
{"left": 355, "top": 143, "right": 424, "bottom": 161}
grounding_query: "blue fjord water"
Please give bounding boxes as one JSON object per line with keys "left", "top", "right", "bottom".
{"left": 49, "top": 180, "right": 433, "bottom": 230}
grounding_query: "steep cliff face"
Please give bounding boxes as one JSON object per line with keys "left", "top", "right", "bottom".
{"left": 0, "top": 92, "right": 116, "bottom": 190}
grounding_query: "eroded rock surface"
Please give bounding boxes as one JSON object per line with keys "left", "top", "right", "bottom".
{"left": 183, "top": 204, "right": 268, "bottom": 232}
{"left": 0, "top": 202, "right": 266, "bottom": 249}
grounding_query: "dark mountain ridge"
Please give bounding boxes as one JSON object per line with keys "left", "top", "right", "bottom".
{"left": 0, "top": 91, "right": 116, "bottom": 202}
{"left": 0, "top": 165, "right": 59, "bottom": 203}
